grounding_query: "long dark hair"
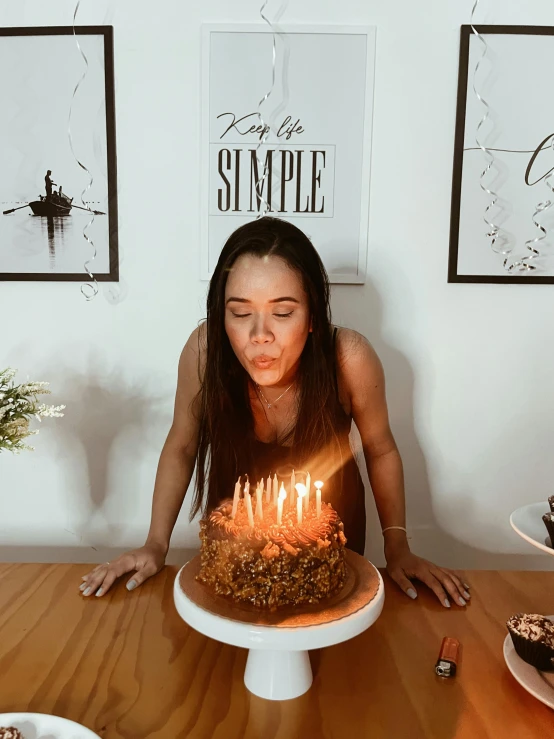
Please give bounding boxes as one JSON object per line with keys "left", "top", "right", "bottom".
{"left": 190, "top": 216, "right": 343, "bottom": 519}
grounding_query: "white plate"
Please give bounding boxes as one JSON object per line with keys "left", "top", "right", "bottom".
{"left": 0, "top": 713, "right": 100, "bottom": 739}
{"left": 503, "top": 616, "right": 554, "bottom": 711}
{"left": 510, "top": 502, "right": 554, "bottom": 556}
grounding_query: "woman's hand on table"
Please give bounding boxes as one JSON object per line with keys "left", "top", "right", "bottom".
{"left": 79, "top": 543, "right": 167, "bottom": 597}
{"left": 385, "top": 542, "right": 470, "bottom": 608}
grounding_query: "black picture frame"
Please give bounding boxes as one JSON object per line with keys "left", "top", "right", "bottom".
{"left": 449, "top": 24, "right": 554, "bottom": 285}
{"left": 0, "top": 25, "right": 118, "bottom": 282}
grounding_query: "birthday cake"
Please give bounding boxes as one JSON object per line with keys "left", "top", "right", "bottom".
{"left": 196, "top": 476, "right": 348, "bottom": 609}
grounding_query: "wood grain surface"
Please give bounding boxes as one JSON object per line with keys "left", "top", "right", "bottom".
{"left": 0, "top": 563, "right": 552, "bottom": 738}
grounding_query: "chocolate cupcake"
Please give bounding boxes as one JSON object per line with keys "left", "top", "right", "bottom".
{"left": 542, "top": 513, "right": 554, "bottom": 548}
{"left": 507, "top": 613, "right": 554, "bottom": 671}
{"left": 0, "top": 729, "right": 25, "bottom": 739}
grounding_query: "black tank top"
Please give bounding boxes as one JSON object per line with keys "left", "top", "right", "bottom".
{"left": 243, "top": 328, "right": 367, "bottom": 556}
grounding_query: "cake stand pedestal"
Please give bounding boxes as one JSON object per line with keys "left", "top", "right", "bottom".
{"left": 173, "top": 550, "right": 384, "bottom": 701}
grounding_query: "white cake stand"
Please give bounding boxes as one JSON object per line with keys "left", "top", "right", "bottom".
{"left": 173, "top": 551, "right": 384, "bottom": 701}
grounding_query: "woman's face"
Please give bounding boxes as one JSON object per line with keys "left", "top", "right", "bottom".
{"left": 224, "top": 254, "right": 311, "bottom": 387}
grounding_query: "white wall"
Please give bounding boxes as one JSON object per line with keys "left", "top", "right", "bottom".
{"left": 2, "top": 0, "right": 554, "bottom": 571}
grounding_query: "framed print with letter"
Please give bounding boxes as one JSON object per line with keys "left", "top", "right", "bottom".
{"left": 450, "top": 25, "right": 554, "bottom": 284}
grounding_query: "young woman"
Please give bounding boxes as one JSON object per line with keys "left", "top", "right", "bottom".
{"left": 81, "top": 217, "right": 470, "bottom": 608}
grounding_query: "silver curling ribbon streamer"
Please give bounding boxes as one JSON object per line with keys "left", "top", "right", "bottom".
{"left": 470, "top": 0, "right": 512, "bottom": 257}
{"left": 68, "top": 1, "right": 98, "bottom": 300}
{"left": 254, "top": 0, "right": 278, "bottom": 219}
{"left": 98, "top": 2, "right": 125, "bottom": 304}
{"left": 504, "top": 172, "right": 554, "bottom": 272}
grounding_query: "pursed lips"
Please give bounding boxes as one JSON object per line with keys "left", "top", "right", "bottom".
{"left": 250, "top": 355, "right": 278, "bottom": 368}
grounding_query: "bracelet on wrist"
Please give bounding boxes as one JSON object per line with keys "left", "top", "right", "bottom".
{"left": 382, "top": 526, "right": 411, "bottom": 540}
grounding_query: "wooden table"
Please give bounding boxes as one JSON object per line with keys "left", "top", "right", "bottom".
{"left": 0, "top": 563, "right": 552, "bottom": 738}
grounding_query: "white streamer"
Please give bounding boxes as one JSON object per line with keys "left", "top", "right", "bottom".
{"left": 504, "top": 185, "right": 553, "bottom": 273}
{"left": 470, "top": 1, "right": 553, "bottom": 274}
{"left": 470, "top": 0, "right": 512, "bottom": 257}
{"left": 254, "top": 1, "right": 278, "bottom": 219}
{"left": 69, "top": 1, "right": 98, "bottom": 300}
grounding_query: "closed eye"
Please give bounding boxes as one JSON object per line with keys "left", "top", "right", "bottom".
{"left": 274, "top": 312, "right": 293, "bottom": 318}
{"left": 232, "top": 312, "right": 251, "bottom": 318}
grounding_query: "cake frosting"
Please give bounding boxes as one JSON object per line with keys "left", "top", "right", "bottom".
{"left": 206, "top": 497, "right": 344, "bottom": 551}
{"left": 507, "top": 613, "right": 554, "bottom": 646}
{"left": 197, "top": 496, "right": 347, "bottom": 609}
{"left": 0, "top": 729, "right": 25, "bottom": 739}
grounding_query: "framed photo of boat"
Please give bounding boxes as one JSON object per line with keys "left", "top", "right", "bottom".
{"left": 0, "top": 26, "right": 118, "bottom": 282}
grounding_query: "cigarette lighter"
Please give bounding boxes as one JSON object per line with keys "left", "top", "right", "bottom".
{"left": 435, "top": 637, "right": 460, "bottom": 677}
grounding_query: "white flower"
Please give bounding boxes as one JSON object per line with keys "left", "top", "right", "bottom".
{"left": 36, "top": 403, "right": 65, "bottom": 419}
{"left": 0, "top": 369, "right": 17, "bottom": 382}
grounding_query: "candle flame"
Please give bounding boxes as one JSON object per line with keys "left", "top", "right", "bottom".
{"left": 278, "top": 482, "right": 287, "bottom": 500}
{"left": 314, "top": 480, "right": 324, "bottom": 490}
{"left": 295, "top": 482, "right": 307, "bottom": 498}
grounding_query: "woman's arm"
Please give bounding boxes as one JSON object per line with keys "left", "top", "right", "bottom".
{"left": 80, "top": 324, "right": 204, "bottom": 597}
{"left": 336, "top": 328, "right": 470, "bottom": 608}
{"left": 145, "top": 325, "right": 204, "bottom": 551}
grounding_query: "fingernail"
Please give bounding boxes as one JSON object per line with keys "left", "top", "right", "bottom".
{"left": 407, "top": 588, "right": 417, "bottom": 599}
{"left": 95, "top": 588, "right": 103, "bottom": 597}
{"left": 444, "top": 598, "right": 451, "bottom": 608}
{"left": 463, "top": 590, "right": 471, "bottom": 599}
{"left": 83, "top": 587, "right": 92, "bottom": 596}
{"left": 458, "top": 597, "right": 466, "bottom": 606}
{"left": 81, "top": 576, "right": 88, "bottom": 581}
{"left": 79, "top": 583, "right": 86, "bottom": 591}
{"left": 464, "top": 582, "right": 470, "bottom": 590}
{"left": 126, "top": 580, "right": 137, "bottom": 591}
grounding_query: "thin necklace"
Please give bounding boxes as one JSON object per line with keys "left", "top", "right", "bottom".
{"left": 255, "top": 382, "right": 294, "bottom": 409}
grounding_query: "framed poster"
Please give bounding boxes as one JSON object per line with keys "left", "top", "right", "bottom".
{"left": 0, "top": 26, "right": 118, "bottom": 282}
{"left": 201, "top": 24, "right": 376, "bottom": 283}
{"left": 449, "top": 25, "right": 554, "bottom": 284}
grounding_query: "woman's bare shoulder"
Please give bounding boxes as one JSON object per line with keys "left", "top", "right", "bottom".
{"left": 334, "top": 326, "right": 384, "bottom": 402}
{"left": 335, "top": 326, "right": 379, "bottom": 363}
{"left": 179, "top": 321, "right": 207, "bottom": 381}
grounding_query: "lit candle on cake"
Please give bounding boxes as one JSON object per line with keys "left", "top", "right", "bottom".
{"left": 230, "top": 477, "right": 241, "bottom": 519}
{"left": 256, "top": 481, "right": 263, "bottom": 520}
{"left": 273, "top": 473, "right": 278, "bottom": 505}
{"left": 295, "top": 483, "right": 307, "bottom": 524}
{"left": 290, "top": 469, "right": 296, "bottom": 510}
{"left": 314, "top": 480, "right": 323, "bottom": 517}
{"left": 277, "top": 483, "right": 287, "bottom": 525}
{"left": 265, "top": 476, "right": 271, "bottom": 503}
{"left": 244, "top": 485, "right": 255, "bottom": 527}
{"left": 304, "top": 472, "right": 311, "bottom": 512}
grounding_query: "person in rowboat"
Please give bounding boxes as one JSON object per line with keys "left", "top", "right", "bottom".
{"left": 45, "top": 170, "right": 56, "bottom": 201}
